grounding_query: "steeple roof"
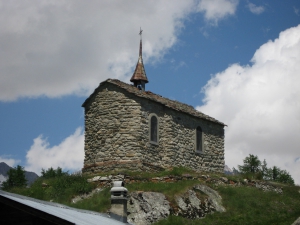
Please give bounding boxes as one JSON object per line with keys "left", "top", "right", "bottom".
{"left": 130, "top": 29, "right": 148, "bottom": 83}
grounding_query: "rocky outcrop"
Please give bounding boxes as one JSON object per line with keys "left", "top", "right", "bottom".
{"left": 87, "top": 174, "right": 284, "bottom": 194}
{"left": 254, "top": 182, "right": 283, "bottom": 194}
{"left": 127, "top": 184, "right": 226, "bottom": 224}
{"left": 194, "top": 184, "right": 226, "bottom": 213}
{"left": 78, "top": 174, "right": 287, "bottom": 224}
{"left": 175, "top": 189, "right": 212, "bottom": 219}
{"left": 127, "top": 192, "right": 170, "bottom": 225}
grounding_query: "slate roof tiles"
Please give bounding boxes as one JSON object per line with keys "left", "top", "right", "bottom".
{"left": 82, "top": 79, "right": 225, "bottom": 126}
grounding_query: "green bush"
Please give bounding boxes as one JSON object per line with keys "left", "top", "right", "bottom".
{"left": 45, "top": 173, "right": 94, "bottom": 201}
{"left": 41, "top": 167, "right": 68, "bottom": 179}
{"left": 7, "top": 169, "right": 95, "bottom": 205}
{"left": 237, "top": 155, "right": 294, "bottom": 184}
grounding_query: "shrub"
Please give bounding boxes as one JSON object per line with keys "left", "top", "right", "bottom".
{"left": 45, "top": 173, "right": 94, "bottom": 201}
{"left": 237, "top": 155, "right": 294, "bottom": 185}
{"left": 41, "top": 167, "right": 68, "bottom": 179}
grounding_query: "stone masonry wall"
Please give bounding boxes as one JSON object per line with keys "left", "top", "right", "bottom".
{"left": 139, "top": 98, "right": 224, "bottom": 173}
{"left": 82, "top": 83, "right": 224, "bottom": 174}
{"left": 83, "top": 83, "right": 145, "bottom": 173}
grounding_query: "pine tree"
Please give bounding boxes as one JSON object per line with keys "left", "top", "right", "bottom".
{"left": 2, "top": 165, "right": 27, "bottom": 190}
{"left": 238, "top": 154, "right": 261, "bottom": 173}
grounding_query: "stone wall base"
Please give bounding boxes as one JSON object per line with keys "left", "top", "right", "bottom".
{"left": 82, "top": 160, "right": 165, "bottom": 175}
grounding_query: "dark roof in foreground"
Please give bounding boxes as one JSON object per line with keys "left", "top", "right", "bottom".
{"left": 82, "top": 79, "right": 225, "bottom": 126}
{"left": 0, "top": 190, "right": 129, "bottom": 225}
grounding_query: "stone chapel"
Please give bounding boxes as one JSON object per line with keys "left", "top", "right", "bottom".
{"left": 82, "top": 31, "right": 225, "bottom": 174}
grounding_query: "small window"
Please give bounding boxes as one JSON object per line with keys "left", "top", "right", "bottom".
{"left": 196, "top": 126, "right": 202, "bottom": 152}
{"left": 149, "top": 114, "right": 158, "bottom": 144}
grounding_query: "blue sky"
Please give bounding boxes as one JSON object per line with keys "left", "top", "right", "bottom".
{"left": 0, "top": 0, "right": 299, "bottom": 183}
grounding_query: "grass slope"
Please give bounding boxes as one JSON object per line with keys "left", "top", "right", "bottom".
{"left": 155, "top": 185, "right": 300, "bottom": 225}
{"left": 3, "top": 168, "right": 300, "bottom": 225}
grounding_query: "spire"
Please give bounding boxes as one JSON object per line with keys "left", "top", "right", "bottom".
{"left": 139, "top": 28, "right": 143, "bottom": 57}
{"left": 130, "top": 28, "right": 148, "bottom": 90}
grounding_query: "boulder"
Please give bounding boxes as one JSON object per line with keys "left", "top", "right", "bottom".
{"left": 194, "top": 184, "right": 226, "bottom": 212}
{"left": 127, "top": 192, "right": 170, "bottom": 225}
{"left": 292, "top": 217, "right": 300, "bottom": 225}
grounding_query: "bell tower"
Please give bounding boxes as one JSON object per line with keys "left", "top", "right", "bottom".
{"left": 130, "top": 28, "right": 149, "bottom": 90}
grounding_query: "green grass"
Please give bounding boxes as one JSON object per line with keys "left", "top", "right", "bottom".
{"left": 69, "top": 188, "right": 111, "bottom": 212}
{"left": 3, "top": 168, "right": 300, "bottom": 224}
{"left": 154, "top": 184, "right": 300, "bottom": 225}
{"left": 8, "top": 173, "right": 96, "bottom": 206}
{"left": 88, "top": 166, "right": 197, "bottom": 179}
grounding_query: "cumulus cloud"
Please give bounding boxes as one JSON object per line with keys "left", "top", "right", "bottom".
{"left": 0, "top": 156, "right": 20, "bottom": 167}
{"left": 0, "top": 0, "right": 195, "bottom": 101}
{"left": 247, "top": 2, "right": 265, "bottom": 14}
{"left": 197, "top": 0, "right": 239, "bottom": 25}
{"left": 0, "top": 0, "right": 241, "bottom": 101}
{"left": 25, "top": 127, "right": 84, "bottom": 174}
{"left": 197, "top": 25, "right": 300, "bottom": 184}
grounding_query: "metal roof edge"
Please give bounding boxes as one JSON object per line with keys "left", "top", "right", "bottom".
{"left": 0, "top": 190, "right": 130, "bottom": 225}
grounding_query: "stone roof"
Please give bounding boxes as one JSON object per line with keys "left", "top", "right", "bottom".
{"left": 82, "top": 79, "right": 225, "bottom": 126}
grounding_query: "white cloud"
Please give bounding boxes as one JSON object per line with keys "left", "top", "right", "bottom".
{"left": 0, "top": 156, "right": 20, "bottom": 167}
{"left": 294, "top": 6, "right": 300, "bottom": 16}
{"left": 197, "top": 0, "right": 239, "bottom": 25}
{"left": 247, "top": 2, "right": 265, "bottom": 14}
{"left": 197, "top": 25, "right": 300, "bottom": 184}
{"left": 171, "top": 60, "right": 187, "bottom": 70}
{"left": 0, "top": 0, "right": 196, "bottom": 101}
{"left": 0, "top": 0, "right": 240, "bottom": 101}
{"left": 25, "top": 127, "right": 84, "bottom": 174}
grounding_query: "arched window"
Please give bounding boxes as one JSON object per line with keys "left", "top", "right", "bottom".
{"left": 149, "top": 114, "right": 158, "bottom": 144}
{"left": 196, "top": 126, "right": 203, "bottom": 152}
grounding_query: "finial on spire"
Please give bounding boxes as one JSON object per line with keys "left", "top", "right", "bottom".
{"left": 139, "top": 27, "right": 143, "bottom": 39}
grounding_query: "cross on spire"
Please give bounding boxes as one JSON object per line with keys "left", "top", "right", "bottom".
{"left": 139, "top": 28, "right": 143, "bottom": 56}
{"left": 139, "top": 27, "right": 143, "bottom": 38}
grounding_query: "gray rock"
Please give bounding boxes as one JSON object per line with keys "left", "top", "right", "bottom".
{"left": 127, "top": 192, "right": 170, "bottom": 225}
{"left": 292, "top": 217, "right": 300, "bottom": 225}
{"left": 188, "top": 190, "right": 201, "bottom": 210}
{"left": 220, "top": 177, "right": 228, "bottom": 183}
{"left": 175, "top": 190, "right": 206, "bottom": 219}
{"left": 176, "top": 196, "right": 187, "bottom": 211}
{"left": 99, "top": 176, "right": 110, "bottom": 181}
{"left": 92, "top": 176, "right": 101, "bottom": 182}
{"left": 194, "top": 184, "right": 226, "bottom": 212}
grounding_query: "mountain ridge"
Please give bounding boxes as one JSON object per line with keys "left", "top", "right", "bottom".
{"left": 0, "top": 162, "right": 39, "bottom": 186}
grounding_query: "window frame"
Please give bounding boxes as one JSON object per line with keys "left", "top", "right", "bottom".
{"left": 195, "top": 126, "right": 204, "bottom": 153}
{"left": 149, "top": 113, "right": 159, "bottom": 145}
